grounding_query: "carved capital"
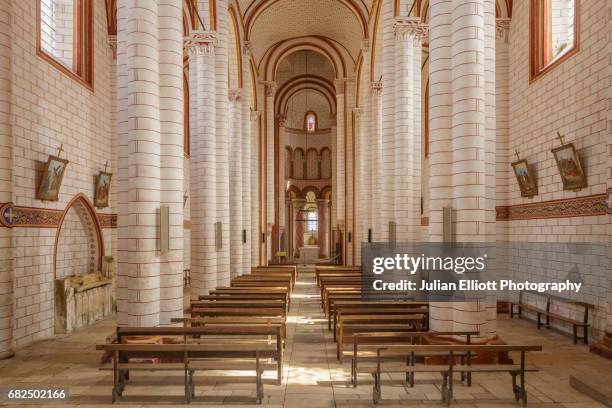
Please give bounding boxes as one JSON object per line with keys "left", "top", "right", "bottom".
{"left": 261, "top": 81, "right": 277, "bottom": 97}
{"left": 361, "top": 38, "right": 370, "bottom": 54}
{"left": 394, "top": 17, "right": 428, "bottom": 44}
{"left": 276, "top": 114, "right": 287, "bottom": 127}
{"left": 496, "top": 18, "right": 511, "bottom": 43}
{"left": 243, "top": 40, "right": 252, "bottom": 56}
{"left": 352, "top": 107, "right": 362, "bottom": 117}
{"left": 108, "top": 35, "right": 117, "bottom": 59}
{"left": 334, "top": 78, "right": 346, "bottom": 95}
{"left": 370, "top": 81, "right": 383, "bottom": 96}
{"left": 184, "top": 31, "right": 217, "bottom": 59}
{"left": 228, "top": 88, "right": 242, "bottom": 102}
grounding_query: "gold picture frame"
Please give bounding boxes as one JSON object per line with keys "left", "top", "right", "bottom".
{"left": 511, "top": 158, "right": 538, "bottom": 198}
{"left": 94, "top": 171, "right": 112, "bottom": 208}
{"left": 551, "top": 143, "right": 586, "bottom": 191}
{"left": 36, "top": 155, "right": 69, "bottom": 201}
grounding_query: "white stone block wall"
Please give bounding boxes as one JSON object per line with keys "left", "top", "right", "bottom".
{"left": 0, "top": 1, "right": 13, "bottom": 358}
{"left": 0, "top": 0, "right": 114, "bottom": 346}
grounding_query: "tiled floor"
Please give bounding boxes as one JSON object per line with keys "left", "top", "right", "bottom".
{"left": 1, "top": 269, "right": 611, "bottom": 407}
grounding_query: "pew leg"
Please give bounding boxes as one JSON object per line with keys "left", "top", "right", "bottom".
{"left": 573, "top": 325, "right": 578, "bottom": 344}
{"left": 189, "top": 370, "right": 195, "bottom": 399}
{"left": 537, "top": 313, "right": 541, "bottom": 329}
{"left": 372, "top": 372, "right": 381, "bottom": 404}
{"left": 441, "top": 373, "right": 448, "bottom": 402}
{"left": 511, "top": 371, "right": 519, "bottom": 402}
{"left": 584, "top": 326, "right": 589, "bottom": 344}
{"left": 351, "top": 359, "right": 356, "bottom": 388}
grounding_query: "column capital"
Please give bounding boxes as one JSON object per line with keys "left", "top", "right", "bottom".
{"left": 352, "top": 107, "right": 362, "bottom": 117}
{"left": 108, "top": 35, "right": 117, "bottom": 59}
{"left": 228, "top": 88, "right": 242, "bottom": 102}
{"left": 261, "top": 81, "right": 277, "bottom": 97}
{"left": 316, "top": 198, "right": 330, "bottom": 204}
{"left": 184, "top": 31, "right": 217, "bottom": 59}
{"left": 370, "top": 81, "right": 383, "bottom": 96}
{"left": 334, "top": 78, "right": 346, "bottom": 95}
{"left": 394, "top": 17, "right": 428, "bottom": 43}
{"left": 243, "top": 40, "right": 253, "bottom": 56}
{"left": 361, "top": 38, "right": 370, "bottom": 54}
{"left": 496, "top": 18, "right": 511, "bottom": 43}
{"left": 250, "top": 110, "right": 262, "bottom": 121}
{"left": 276, "top": 114, "right": 287, "bottom": 127}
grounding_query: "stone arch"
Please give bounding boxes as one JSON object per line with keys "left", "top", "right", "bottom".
{"left": 301, "top": 185, "right": 321, "bottom": 199}
{"left": 53, "top": 193, "right": 104, "bottom": 280}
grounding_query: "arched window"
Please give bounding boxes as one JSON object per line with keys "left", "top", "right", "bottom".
{"left": 306, "top": 210, "right": 318, "bottom": 232}
{"left": 305, "top": 111, "right": 317, "bottom": 132}
{"left": 38, "top": 0, "right": 93, "bottom": 88}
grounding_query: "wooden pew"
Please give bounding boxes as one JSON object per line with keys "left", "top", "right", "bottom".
{"left": 191, "top": 306, "right": 285, "bottom": 318}
{"left": 359, "top": 344, "right": 541, "bottom": 405}
{"left": 333, "top": 302, "right": 429, "bottom": 336}
{"left": 171, "top": 316, "right": 287, "bottom": 343}
{"left": 211, "top": 287, "right": 290, "bottom": 307}
{"left": 253, "top": 265, "right": 297, "bottom": 282}
{"left": 250, "top": 270, "right": 295, "bottom": 287}
{"left": 96, "top": 342, "right": 275, "bottom": 404}
{"left": 231, "top": 277, "right": 292, "bottom": 292}
{"left": 320, "top": 284, "right": 362, "bottom": 308}
{"left": 116, "top": 326, "right": 284, "bottom": 384}
{"left": 336, "top": 312, "right": 428, "bottom": 358}
{"left": 510, "top": 290, "right": 594, "bottom": 344}
{"left": 190, "top": 299, "right": 286, "bottom": 311}
{"left": 315, "top": 265, "right": 361, "bottom": 286}
{"left": 349, "top": 331, "right": 479, "bottom": 386}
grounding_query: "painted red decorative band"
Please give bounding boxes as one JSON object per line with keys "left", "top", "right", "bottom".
{"left": 0, "top": 202, "right": 117, "bottom": 229}
{"left": 496, "top": 193, "right": 607, "bottom": 221}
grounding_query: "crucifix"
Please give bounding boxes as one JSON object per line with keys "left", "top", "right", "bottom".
{"left": 515, "top": 150, "right": 520, "bottom": 160}
{"left": 556, "top": 131, "right": 565, "bottom": 145}
{"left": 104, "top": 161, "right": 109, "bottom": 173}
{"left": 56, "top": 144, "right": 65, "bottom": 158}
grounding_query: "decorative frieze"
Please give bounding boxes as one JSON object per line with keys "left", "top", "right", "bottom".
{"left": 394, "top": 17, "right": 428, "bottom": 43}
{"left": 0, "top": 202, "right": 117, "bottom": 229}
{"left": 495, "top": 194, "right": 607, "bottom": 221}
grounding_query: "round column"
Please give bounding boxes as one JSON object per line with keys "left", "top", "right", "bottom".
{"left": 317, "top": 198, "right": 329, "bottom": 258}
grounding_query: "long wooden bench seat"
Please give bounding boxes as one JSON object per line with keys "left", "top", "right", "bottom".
{"left": 355, "top": 344, "right": 541, "bottom": 405}
{"left": 231, "top": 279, "right": 292, "bottom": 292}
{"left": 191, "top": 306, "right": 285, "bottom": 318}
{"left": 316, "top": 271, "right": 361, "bottom": 286}
{"left": 232, "top": 274, "right": 293, "bottom": 288}
{"left": 510, "top": 290, "right": 593, "bottom": 344}
{"left": 321, "top": 284, "right": 362, "bottom": 308}
{"left": 190, "top": 299, "right": 287, "bottom": 312}
{"left": 332, "top": 302, "right": 429, "bottom": 335}
{"left": 249, "top": 270, "right": 295, "bottom": 287}
{"left": 348, "top": 331, "right": 479, "bottom": 386}
{"left": 96, "top": 342, "right": 276, "bottom": 404}
{"left": 253, "top": 266, "right": 297, "bottom": 282}
{"left": 115, "top": 326, "right": 284, "bottom": 383}
{"left": 171, "top": 317, "right": 287, "bottom": 341}
{"left": 336, "top": 322, "right": 424, "bottom": 360}
{"left": 211, "top": 287, "right": 290, "bottom": 306}
{"left": 328, "top": 300, "right": 429, "bottom": 330}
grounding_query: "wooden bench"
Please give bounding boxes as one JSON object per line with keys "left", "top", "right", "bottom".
{"left": 211, "top": 287, "right": 290, "bottom": 306}
{"left": 249, "top": 270, "right": 295, "bottom": 287}
{"left": 349, "top": 331, "right": 478, "bottom": 386}
{"left": 336, "top": 312, "right": 428, "bottom": 354}
{"left": 510, "top": 290, "right": 593, "bottom": 344}
{"left": 333, "top": 302, "right": 429, "bottom": 336}
{"left": 315, "top": 266, "right": 361, "bottom": 286}
{"left": 191, "top": 306, "right": 286, "bottom": 318}
{"left": 253, "top": 265, "right": 297, "bottom": 282}
{"left": 327, "top": 299, "right": 429, "bottom": 330}
{"left": 231, "top": 279, "right": 292, "bottom": 292}
{"left": 320, "top": 284, "right": 362, "bottom": 308}
{"left": 116, "top": 326, "right": 284, "bottom": 384}
{"left": 358, "top": 344, "right": 541, "bottom": 405}
{"left": 96, "top": 342, "right": 276, "bottom": 404}
{"left": 171, "top": 317, "right": 287, "bottom": 343}
{"left": 190, "top": 299, "right": 287, "bottom": 313}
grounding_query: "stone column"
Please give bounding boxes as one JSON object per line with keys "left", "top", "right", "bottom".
{"left": 394, "top": 18, "right": 427, "bottom": 242}
{"left": 117, "top": 0, "right": 184, "bottom": 326}
{"left": 0, "top": 1, "right": 13, "bottom": 359}
{"left": 263, "top": 82, "right": 276, "bottom": 264}
{"left": 292, "top": 198, "right": 306, "bottom": 258}
{"left": 229, "top": 88, "right": 243, "bottom": 279}
{"left": 356, "top": 40, "right": 370, "bottom": 264}
{"left": 250, "top": 110, "right": 261, "bottom": 266}
{"left": 241, "top": 43, "right": 253, "bottom": 273}
{"left": 370, "top": 81, "right": 383, "bottom": 241}
{"left": 334, "top": 79, "right": 346, "bottom": 243}
{"left": 186, "top": 31, "right": 217, "bottom": 298}
{"left": 215, "top": 0, "right": 230, "bottom": 285}
{"left": 317, "top": 198, "right": 329, "bottom": 258}
{"left": 428, "top": 0, "right": 497, "bottom": 339}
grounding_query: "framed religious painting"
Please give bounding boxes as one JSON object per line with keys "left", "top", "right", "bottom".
{"left": 551, "top": 143, "right": 586, "bottom": 191}
{"left": 94, "top": 171, "right": 112, "bottom": 208}
{"left": 511, "top": 158, "right": 538, "bottom": 197}
{"left": 36, "top": 155, "right": 69, "bottom": 201}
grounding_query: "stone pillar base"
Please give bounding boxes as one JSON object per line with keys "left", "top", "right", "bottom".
{"left": 590, "top": 332, "right": 612, "bottom": 360}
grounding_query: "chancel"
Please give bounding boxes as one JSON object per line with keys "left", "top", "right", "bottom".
{"left": 0, "top": 0, "right": 610, "bottom": 406}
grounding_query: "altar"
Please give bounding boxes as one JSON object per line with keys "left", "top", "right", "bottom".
{"left": 299, "top": 245, "right": 320, "bottom": 263}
